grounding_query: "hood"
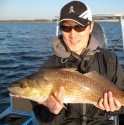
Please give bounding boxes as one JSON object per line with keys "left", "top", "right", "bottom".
{"left": 52, "top": 35, "right": 99, "bottom": 58}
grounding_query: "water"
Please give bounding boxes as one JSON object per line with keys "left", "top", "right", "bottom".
{"left": 0, "top": 22, "right": 124, "bottom": 113}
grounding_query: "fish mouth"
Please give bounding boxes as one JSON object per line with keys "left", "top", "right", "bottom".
{"left": 9, "top": 92, "right": 28, "bottom": 99}
{"left": 9, "top": 92, "right": 22, "bottom": 98}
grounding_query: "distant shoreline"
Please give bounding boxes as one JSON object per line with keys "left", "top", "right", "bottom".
{"left": 0, "top": 19, "right": 58, "bottom": 23}
{"left": 0, "top": 19, "right": 119, "bottom": 23}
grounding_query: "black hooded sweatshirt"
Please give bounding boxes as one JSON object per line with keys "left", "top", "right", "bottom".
{"left": 32, "top": 35, "right": 124, "bottom": 125}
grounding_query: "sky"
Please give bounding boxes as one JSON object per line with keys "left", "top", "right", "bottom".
{"left": 0, "top": 0, "right": 124, "bottom": 20}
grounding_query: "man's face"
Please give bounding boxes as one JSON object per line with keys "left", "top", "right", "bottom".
{"left": 61, "top": 20, "right": 94, "bottom": 55}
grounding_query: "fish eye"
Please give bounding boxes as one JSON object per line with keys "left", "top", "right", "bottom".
{"left": 20, "top": 83, "right": 25, "bottom": 88}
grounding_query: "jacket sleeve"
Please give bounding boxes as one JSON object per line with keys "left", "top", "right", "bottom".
{"left": 113, "top": 56, "right": 124, "bottom": 90}
{"left": 101, "top": 49, "right": 124, "bottom": 89}
{"left": 109, "top": 57, "right": 124, "bottom": 115}
{"left": 105, "top": 52, "right": 124, "bottom": 115}
{"left": 97, "top": 48, "right": 124, "bottom": 89}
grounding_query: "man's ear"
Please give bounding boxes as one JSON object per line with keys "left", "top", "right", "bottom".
{"left": 90, "top": 22, "right": 94, "bottom": 33}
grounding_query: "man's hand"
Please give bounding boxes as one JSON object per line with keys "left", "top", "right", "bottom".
{"left": 97, "top": 91, "right": 121, "bottom": 112}
{"left": 39, "top": 87, "right": 65, "bottom": 114}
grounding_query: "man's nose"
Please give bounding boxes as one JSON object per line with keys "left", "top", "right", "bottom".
{"left": 69, "top": 28, "right": 77, "bottom": 38}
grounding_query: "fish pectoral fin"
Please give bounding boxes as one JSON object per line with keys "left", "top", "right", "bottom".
{"left": 51, "top": 92, "right": 67, "bottom": 110}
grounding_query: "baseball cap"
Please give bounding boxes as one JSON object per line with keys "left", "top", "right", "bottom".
{"left": 59, "top": 1, "right": 92, "bottom": 26}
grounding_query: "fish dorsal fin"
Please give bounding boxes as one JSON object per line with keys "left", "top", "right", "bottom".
{"left": 60, "top": 68, "right": 77, "bottom": 72}
{"left": 83, "top": 71, "right": 112, "bottom": 84}
{"left": 42, "top": 68, "right": 77, "bottom": 72}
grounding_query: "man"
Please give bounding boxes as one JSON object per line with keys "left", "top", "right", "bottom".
{"left": 32, "top": 1, "right": 124, "bottom": 125}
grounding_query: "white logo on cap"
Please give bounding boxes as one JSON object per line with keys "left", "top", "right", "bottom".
{"left": 79, "top": 6, "right": 92, "bottom": 21}
{"left": 79, "top": 10, "right": 89, "bottom": 19}
{"left": 69, "top": 6, "right": 75, "bottom": 13}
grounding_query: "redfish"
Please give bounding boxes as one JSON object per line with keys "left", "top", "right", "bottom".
{"left": 8, "top": 68, "right": 124, "bottom": 106}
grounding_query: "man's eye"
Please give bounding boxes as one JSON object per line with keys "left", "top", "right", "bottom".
{"left": 76, "top": 25, "right": 83, "bottom": 28}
